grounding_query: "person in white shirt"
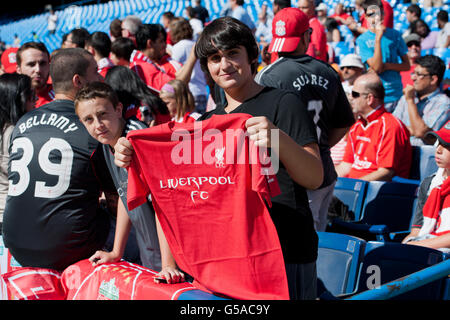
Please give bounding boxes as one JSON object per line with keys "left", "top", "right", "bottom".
{"left": 185, "top": 6, "right": 203, "bottom": 41}
{"left": 436, "top": 10, "right": 450, "bottom": 48}
{"left": 48, "top": 9, "right": 58, "bottom": 35}
{"left": 169, "top": 17, "right": 208, "bottom": 114}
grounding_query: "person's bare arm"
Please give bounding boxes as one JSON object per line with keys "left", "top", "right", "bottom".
{"left": 403, "top": 85, "right": 433, "bottom": 142}
{"left": 175, "top": 45, "right": 197, "bottom": 85}
{"left": 383, "top": 54, "right": 410, "bottom": 72}
{"left": 359, "top": 167, "right": 395, "bottom": 182}
{"left": 89, "top": 198, "right": 131, "bottom": 266}
{"left": 366, "top": 24, "right": 385, "bottom": 73}
{"left": 407, "top": 232, "right": 450, "bottom": 250}
{"left": 335, "top": 161, "right": 352, "bottom": 177}
{"left": 402, "top": 227, "right": 420, "bottom": 244}
{"left": 154, "top": 214, "right": 184, "bottom": 284}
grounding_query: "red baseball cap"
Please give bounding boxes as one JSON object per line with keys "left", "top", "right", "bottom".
{"left": 427, "top": 120, "right": 450, "bottom": 148}
{"left": 268, "top": 7, "right": 310, "bottom": 53}
{"left": 1, "top": 47, "right": 18, "bottom": 73}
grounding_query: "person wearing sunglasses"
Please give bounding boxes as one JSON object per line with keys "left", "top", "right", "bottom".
{"left": 355, "top": 0, "right": 410, "bottom": 112}
{"left": 297, "top": 0, "right": 327, "bottom": 62}
{"left": 400, "top": 33, "right": 422, "bottom": 88}
{"left": 393, "top": 55, "right": 450, "bottom": 146}
{"left": 335, "top": 72, "right": 412, "bottom": 181}
{"left": 339, "top": 53, "right": 366, "bottom": 96}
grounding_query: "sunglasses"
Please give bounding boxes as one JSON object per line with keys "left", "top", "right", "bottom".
{"left": 407, "top": 41, "right": 421, "bottom": 47}
{"left": 351, "top": 91, "right": 369, "bottom": 98}
{"left": 342, "top": 66, "right": 360, "bottom": 70}
{"left": 366, "top": 11, "right": 378, "bottom": 17}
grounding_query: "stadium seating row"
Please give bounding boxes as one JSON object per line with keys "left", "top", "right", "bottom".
{"left": 1, "top": 0, "right": 449, "bottom": 54}
{"left": 317, "top": 231, "right": 450, "bottom": 299}
{"left": 328, "top": 145, "right": 437, "bottom": 241}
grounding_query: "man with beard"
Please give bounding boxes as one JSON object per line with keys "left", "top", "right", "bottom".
{"left": 16, "top": 42, "right": 54, "bottom": 108}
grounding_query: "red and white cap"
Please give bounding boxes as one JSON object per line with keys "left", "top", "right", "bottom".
{"left": 268, "top": 7, "right": 310, "bottom": 53}
{"left": 1, "top": 47, "right": 18, "bottom": 73}
{"left": 427, "top": 120, "right": 450, "bottom": 148}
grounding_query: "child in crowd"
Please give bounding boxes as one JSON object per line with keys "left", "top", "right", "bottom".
{"left": 74, "top": 82, "right": 184, "bottom": 283}
{"left": 159, "top": 79, "right": 201, "bottom": 123}
{"left": 403, "top": 121, "right": 450, "bottom": 253}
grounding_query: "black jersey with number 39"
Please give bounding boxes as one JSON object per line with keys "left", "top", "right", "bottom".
{"left": 2, "top": 100, "right": 110, "bottom": 270}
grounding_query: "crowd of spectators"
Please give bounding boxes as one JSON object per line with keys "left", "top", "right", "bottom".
{"left": 0, "top": 0, "right": 448, "bottom": 300}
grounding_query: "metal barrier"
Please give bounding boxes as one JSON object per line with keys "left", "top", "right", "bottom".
{"left": 346, "top": 259, "right": 450, "bottom": 300}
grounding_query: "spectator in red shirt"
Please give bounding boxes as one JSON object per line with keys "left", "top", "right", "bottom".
{"left": 130, "top": 24, "right": 175, "bottom": 93}
{"left": 16, "top": 42, "right": 54, "bottom": 108}
{"left": 109, "top": 18, "right": 122, "bottom": 42}
{"left": 400, "top": 33, "right": 422, "bottom": 88}
{"left": 85, "top": 31, "right": 114, "bottom": 79}
{"left": 161, "top": 11, "right": 175, "bottom": 49}
{"left": 121, "top": 15, "right": 142, "bottom": 47}
{"left": 347, "top": 0, "right": 393, "bottom": 37}
{"left": 110, "top": 37, "right": 136, "bottom": 67}
{"left": 336, "top": 73, "right": 412, "bottom": 181}
{"left": 360, "top": 0, "right": 393, "bottom": 29}
{"left": 297, "top": 0, "right": 327, "bottom": 62}
{"left": 330, "top": 3, "right": 352, "bottom": 26}
{"left": 151, "top": 24, "right": 182, "bottom": 78}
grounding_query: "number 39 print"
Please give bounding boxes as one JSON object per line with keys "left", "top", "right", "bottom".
{"left": 8, "top": 137, "right": 73, "bottom": 198}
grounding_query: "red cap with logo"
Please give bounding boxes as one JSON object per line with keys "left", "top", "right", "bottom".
{"left": 1, "top": 47, "right": 18, "bottom": 73}
{"left": 268, "top": 7, "right": 310, "bottom": 53}
{"left": 427, "top": 120, "right": 450, "bottom": 148}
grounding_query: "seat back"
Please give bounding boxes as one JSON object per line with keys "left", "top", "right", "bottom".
{"left": 333, "top": 177, "right": 368, "bottom": 221}
{"left": 360, "top": 181, "right": 418, "bottom": 233}
{"left": 356, "top": 241, "right": 447, "bottom": 299}
{"left": 317, "top": 232, "right": 366, "bottom": 296}
{"left": 409, "top": 145, "right": 437, "bottom": 181}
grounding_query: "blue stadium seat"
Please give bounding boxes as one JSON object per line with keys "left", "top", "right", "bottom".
{"left": 317, "top": 232, "right": 366, "bottom": 297}
{"left": 421, "top": 49, "right": 434, "bottom": 56}
{"left": 332, "top": 177, "right": 368, "bottom": 221}
{"left": 356, "top": 241, "right": 448, "bottom": 299}
{"left": 409, "top": 145, "right": 438, "bottom": 181}
{"left": 445, "top": 69, "right": 450, "bottom": 82}
{"left": 329, "top": 180, "right": 418, "bottom": 241}
{"left": 433, "top": 47, "right": 450, "bottom": 66}
{"left": 332, "top": 41, "right": 351, "bottom": 57}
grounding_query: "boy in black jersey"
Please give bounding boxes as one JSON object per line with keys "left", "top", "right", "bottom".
{"left": 75, "top": 82, "right": 184, "bottom": 284}
{"left": 114, "top": 17, "right": 323, "bottom": 300}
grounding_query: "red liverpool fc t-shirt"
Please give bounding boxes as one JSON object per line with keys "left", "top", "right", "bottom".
{"left": 126, "top": 113, "right": 289, "bottom": 300}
